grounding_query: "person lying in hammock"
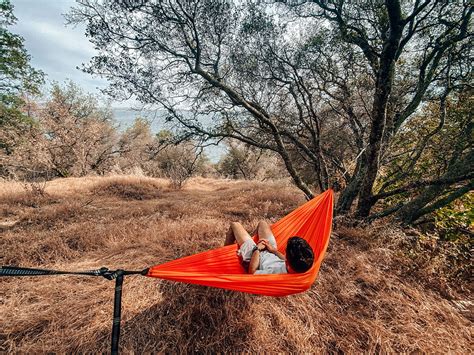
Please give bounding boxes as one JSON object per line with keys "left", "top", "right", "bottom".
{"left": 224, "top": 221, "right": 314, "bottom": 274}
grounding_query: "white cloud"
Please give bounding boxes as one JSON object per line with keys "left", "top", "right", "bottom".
{"left": 24, "top": 20, "right": 97, "bottom": 58}
{"left": 11, "top": 0, "right": 108, "bottom": 95}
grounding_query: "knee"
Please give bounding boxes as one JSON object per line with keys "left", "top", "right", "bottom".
{"left": 230, "top": 222, "right": 241, "bottom": 229}
{"left": 258, "top": 220, "right": 268, "bottom": 229}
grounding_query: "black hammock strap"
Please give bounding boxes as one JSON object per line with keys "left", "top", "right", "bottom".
{"left": 0, "top": 265, "right": 147, "bottom": 279}
{"left": 1, "top": 265, "right": 149, "bottom": 355}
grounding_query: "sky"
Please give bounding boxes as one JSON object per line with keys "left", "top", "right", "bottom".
{"left": 10, "top": 0, "right": 114, "bottom": 104}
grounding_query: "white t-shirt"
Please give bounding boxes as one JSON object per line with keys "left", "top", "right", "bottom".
{"left": 254, "top": 250, "right": 288, "bottom": 274}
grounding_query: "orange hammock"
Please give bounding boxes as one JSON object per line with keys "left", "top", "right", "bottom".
{"left": 147, "top": 189, "right": 333, "bottom": 296}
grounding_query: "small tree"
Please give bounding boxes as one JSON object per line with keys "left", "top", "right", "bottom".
{"left": 39, "top": 82, "right": 118, "bottom": 177}
{"left": 3, "top": 81, "right": 118, "bottom": 179}
{"left": 116, "top": 117, "right": 155, "bottom": 174}
{"left": 218, "top": 140, "right": 286, "bottom": 181}
{"left": 151, "top": 130, "right": 209, "bottom": 188}
{"left": 116, "top": 123, "right": 209, "bottom": 187}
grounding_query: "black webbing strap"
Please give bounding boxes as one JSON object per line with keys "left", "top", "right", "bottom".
{"left": 111, "top": 272, "right": 124, "bottom": 355}
{"left": 1, "top": 265, "right": 149, "bottom": 354}
{"left": 0, "top": 265, "right": 111, "bottom": 277}
{"left": 108, "top": 269, "right": 150, "bottom": 354}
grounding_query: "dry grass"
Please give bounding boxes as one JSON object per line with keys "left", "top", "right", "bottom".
{"left": 0, "top": 175, "right": 471, "bottom": 353}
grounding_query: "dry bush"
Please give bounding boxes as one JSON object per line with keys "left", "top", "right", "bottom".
{"left": 155, "top": 141, "right": 209, "bottom": 190}
{"left": 0, "top": 179, "right": 55, "bottom": 210}
{"left": 49, "top": 175, "right": 169, "bottom": 197}
{"left": 92, "top": 179, "right": 165, "bottom": 200}
{"left": 217, "top": 141, "right": 288, "bottom": 181}
{"left": 115, "top": 118, "right": 155, "bottom": 174}
{"left": 115, "top": 121, "right": 211, "bottom": 188}
{"left": 0, "top": 176, "right": 471, "bottom": 353}
{"left": 20, "top": 178, "right": 47, "bottom": 197}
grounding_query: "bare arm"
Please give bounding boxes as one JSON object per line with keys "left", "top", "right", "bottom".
{"left": 248, "top": 250, "right": 260, "bottom": 274}
{"left": 272, "top": 250, "right": 286, "bottom": 261}
{"left": 248, "top": 241, "right": 267, "bottom": 274}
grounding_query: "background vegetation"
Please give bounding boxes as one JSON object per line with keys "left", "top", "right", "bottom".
{"left": 2, "top": 0, "right": 471, "bottom": 235}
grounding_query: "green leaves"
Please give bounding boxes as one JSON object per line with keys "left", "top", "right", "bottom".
{"left": 434, "top": 193, "right": 473, "bottom": 241}
{"left": 0, "top": 1, "right": 44, "bottom": 96}
{"left": 0, "top": 0, "right": 44, "bottom": 138}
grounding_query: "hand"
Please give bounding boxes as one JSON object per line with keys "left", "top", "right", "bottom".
{"left": 258, "top": 240, "right": 277, "bottom": 253}
{"left": 256, "top": 240, "right": 267, "bottom": 251}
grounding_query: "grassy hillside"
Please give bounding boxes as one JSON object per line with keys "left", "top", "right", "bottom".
{"left": 0, "top": 176, "right": 471, "bottom": 353}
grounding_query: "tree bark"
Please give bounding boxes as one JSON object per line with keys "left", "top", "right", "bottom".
{"left": 336, "top": 155, "right": 365, "bottom": 213}
{"left": 356, "top": 0, "right": 404, "bottom": 218}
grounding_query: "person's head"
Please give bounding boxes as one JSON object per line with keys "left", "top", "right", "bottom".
{"left": 285, "top": 236, "right": 314, "bottom": 273}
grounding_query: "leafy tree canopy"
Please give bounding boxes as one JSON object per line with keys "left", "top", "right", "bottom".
{"left": 0, "top": 0, "right": 44, "bottom": 128}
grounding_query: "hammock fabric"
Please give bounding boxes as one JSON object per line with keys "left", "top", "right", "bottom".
{"left": 147, "top": 189, "right": 333, "bottom": 296}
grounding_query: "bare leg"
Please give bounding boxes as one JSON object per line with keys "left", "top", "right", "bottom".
{"left": 224, "top": 222, "right": 252, "bottom": 247}
{"left": 257, "top": 220, "right": 273, "bottom": 242}
{"left": 257, "top": 220, "right": 284, "bottom": 260}
{"left": 224, "top": 226, "right": 236, "bottom": 246}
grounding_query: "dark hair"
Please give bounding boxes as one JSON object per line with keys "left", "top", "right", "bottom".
{"left": 286, "top": 237, "right": 314, "bottom": 273}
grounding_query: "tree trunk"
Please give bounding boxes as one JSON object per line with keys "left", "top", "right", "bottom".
{"left": 336, "top": 156, "right": 365, "bottom": 213}
{"left": 356, "top": 0, "right": 404, "bottom": 218}
{"left": 279, "top": 147, "right": 314, "bottom": 200}
{"left": 313, "top": 153, "right": 329, "bottom": 192}
{"left": 319, "top": 154, "right": 329, "bottom": 191}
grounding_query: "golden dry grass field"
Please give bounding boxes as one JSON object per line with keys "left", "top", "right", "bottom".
{"left": 0, "top": 176, "right": 471, "bottom": 353}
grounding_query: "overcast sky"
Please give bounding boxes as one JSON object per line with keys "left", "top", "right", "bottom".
{"left": 10, "top": 0, "right": 126, "bottom": 106}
